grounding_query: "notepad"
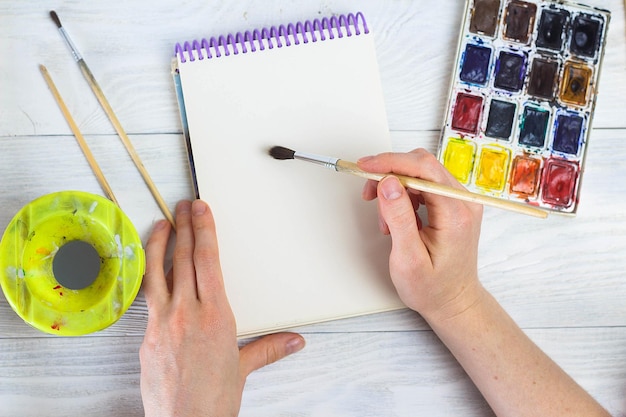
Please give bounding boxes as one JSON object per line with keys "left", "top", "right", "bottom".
{"left": 172, "top": 12, "right": 404, "bottom": 337}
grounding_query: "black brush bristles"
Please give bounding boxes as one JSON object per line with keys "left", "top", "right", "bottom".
{"left": 50, "top": 10, "right": 62, "bottom": 28}
{"left": 268, "top": 146, "right": 296, "bottom": 160}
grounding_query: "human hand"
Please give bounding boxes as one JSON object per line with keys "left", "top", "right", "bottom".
{"left": 358, "top": 149, "right": 484, "bottom": 322}
{"left": 140, "top": 200, "right": 305, "bottom": 417}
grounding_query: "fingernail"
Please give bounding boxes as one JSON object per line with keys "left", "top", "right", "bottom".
{"left": 380, "top": 176, "right": 403, "bottom": 200}
{"left": 286, "top": 335, "right": 305, "bottom": 355}
{"left": 177, "top": 200, "right": 192, "bottom": 214}
{"left": 192, "top": 200, "right": 207, "bottom": 216}
{"left": 153, "top": 219, "right": 168, "bottom": 230}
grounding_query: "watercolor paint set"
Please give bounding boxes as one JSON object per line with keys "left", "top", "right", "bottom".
{"left": 437, "top": 0, "right": 610, "bottom": 214}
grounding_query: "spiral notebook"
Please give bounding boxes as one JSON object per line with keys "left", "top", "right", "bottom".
{"left": 172, "top": 12, "right": 404, "bottom": 337}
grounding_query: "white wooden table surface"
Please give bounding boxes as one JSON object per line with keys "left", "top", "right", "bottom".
{"left": 1, "top": 0, "right": 626, "bottom": 416}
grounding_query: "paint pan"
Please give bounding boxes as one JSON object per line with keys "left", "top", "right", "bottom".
{"left": 552, "top": 112, "right": 585, "bottom": 155}
{"left": 0, "top": 191, "right": 145, "bottom": 335}
{"left": 536, "top": 8, "right": 570, "bottom": 50}
{"left": 527, "top": 58, "right": 559, "bottom": 99}
{"left": 519, "top": 105, "right": 550, "bottom": 148}
{"left": 494, "top": 50, "right": 527, "bottom": 91}
{"left": 443, "top": 138, "right": 476, "bottom": 183}
{"left": 460, "top": 44, "right": 493, "bottom": 85}
{"left": 570, "top": 13, "right": 604, "bottom": 58}
{"left": 503, "top": 1, "right": 537, "bottom": 44}
{"left": 485, "top": 99, "right": 517, "bottom": 139}
{"left": 475, "top": 145, "right": 511, "bottom": 191}
{"left": 560, "top": 61, "right": 593, "bottom": 106}
{"left": 470, "top": 0, "right": 501, "bottom": 36}
{"left": 452, "top": 93, "right": 484, "bottom": 133}
{"left": 510, "top": 155, "right": 542, "bottom": 197}
{"left": 438, "top": 0, "right": 610, "bottom": 214}
{"left": 541, "top": 159, "right": 579, "bottom": 206}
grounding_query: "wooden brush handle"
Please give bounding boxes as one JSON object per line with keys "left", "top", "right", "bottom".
{"left": 336, "top": 160, "right": 548, "bottom": 219}
{"left": 78, "top": 60, "right": 176, "bottom": 229}
{"left": 40, "top": 65, "right": 119, "bottom": 206}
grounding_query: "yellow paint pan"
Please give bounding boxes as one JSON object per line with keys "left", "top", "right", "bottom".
{"left": 0, "top": 191, "right": 144, "bottom": 335}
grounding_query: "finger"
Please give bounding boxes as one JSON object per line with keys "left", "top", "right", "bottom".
{"left": 361, "top": 179, "right": 378, "bottom": 201}
{"left": 374, "top": 182, "right": 423, "bottom": 235}
{"left": 358, "top": 149, "right": 460, "bottom": 188}
{"left": 408, "top": 192, "right": 424, "bottom": 230}
{"left": 190, "top": 199, "right": 227, "bottom": 303}
{"left": 378, "top": 210, "right": 389, "bottom": 235}
{"left": 239, "top": 333, "right": 305, "bottom": 377}
{"left": 377, "top": 176, "right": 433, "bottom": 293}
{"left": 143, "top": 220, "right": 172, "bottom": 309}
{"left": 165, "top": 268, "right": 174, "bottom": 293}
{"left": 359, "top": 149, "right": 475, "bottom": 227}
{"left": 172, "top": 200, "right": 198, "bottom": 301}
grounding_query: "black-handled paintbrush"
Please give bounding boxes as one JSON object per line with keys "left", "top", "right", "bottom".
{"left": 268, "top": 146, "right": 548, "bottom": 219}
{"left": 49, "top": 10, "right": 175, "bottom": 228}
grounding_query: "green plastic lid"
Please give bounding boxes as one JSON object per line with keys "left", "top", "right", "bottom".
{"left": 0, "top": 191, "right": 145, "bottom": 335}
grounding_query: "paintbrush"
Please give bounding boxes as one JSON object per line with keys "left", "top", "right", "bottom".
{"left": 40, "top": 64, "right": 119, "bottom": 206}
{"left": 268, "top": 146, "right": 548, "bottom": 219}
{"left": 49, "top": 10, "right": 176, "bottom": 229}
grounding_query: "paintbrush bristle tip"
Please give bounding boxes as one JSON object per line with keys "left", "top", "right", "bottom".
{"left": 268, "top": 146, "right": 296, "bottom": 160}
{"left": 50, "top": 10, "right": 62, "bottom": 28}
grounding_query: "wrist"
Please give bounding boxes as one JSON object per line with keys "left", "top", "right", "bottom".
{"left": 419, "top": 278, "right": 487, "bottom": 327}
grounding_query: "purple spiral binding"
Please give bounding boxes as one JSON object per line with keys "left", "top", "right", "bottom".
{"left": 175, "top": 12, "right": 369, "bottom": 63}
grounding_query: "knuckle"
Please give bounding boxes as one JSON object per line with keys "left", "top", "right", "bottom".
{"left": 263, "top": 342, "right": 282, "bottom": 366}
{"left": 192, "top": 220, "right": 212, "bottom": 236}
{"left": 172, "top": 245, "right": 192, "bottom": 264}
{"left": 411, "top": 148, "right": 430, "bottom": 158}
{"left": 193, "top": 247, "right": 221, "bottom": 274}
{"left": 451, "top": 206, "right": 480, "bottom": 230}
{"left": 383, "top": 200, "right": 416, "bottom": 230}
{"left": 417, "top": 150, "right": 442, "bottom": 169}
{"left": 387, "top": 210, "right": 415, "bottom": 231}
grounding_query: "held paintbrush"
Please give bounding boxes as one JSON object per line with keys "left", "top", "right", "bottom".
{"left": 49, "top": 10, "right": 176, "bottom": 229}
{"left": 268, "top": 146, "right": 548, "bottom": 219}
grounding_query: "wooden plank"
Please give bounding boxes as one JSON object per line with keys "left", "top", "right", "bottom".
{"left": 0, "top": 0, "right": 624, "bottom": 136}
{"left": 0, "top": 130, "right": 625, "bottom": 336}
{"left": 1, "top": 328, "right": 624, "bottom": 416}
{"left": 1, "top": 1, "right": 625, "bottom": 415}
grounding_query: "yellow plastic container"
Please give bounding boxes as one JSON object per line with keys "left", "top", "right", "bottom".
{"left": 0, "top": 191, "right": 145, "bottom": 335}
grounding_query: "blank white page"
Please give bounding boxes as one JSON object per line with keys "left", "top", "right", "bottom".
{"left": 175, "top": 13, "right": 404, "bottom": 337}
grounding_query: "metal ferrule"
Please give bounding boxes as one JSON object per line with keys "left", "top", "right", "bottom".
{"left": 293, "top": 151, "right": 339, "bottom": 170}
{"left": 59, "top": 27, "right": 83, "bottom": 62}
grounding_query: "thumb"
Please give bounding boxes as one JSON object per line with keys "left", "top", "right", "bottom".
{"left": 239, "top": 332, "right": 305, "bottom": 377}
{"left": 377, "top": 176, "right": 422, "bottom": 245}
{"left": 377, "top": 176, "right": 430, "bottom": 283}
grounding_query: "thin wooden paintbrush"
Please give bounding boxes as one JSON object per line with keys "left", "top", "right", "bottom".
{"left": 49, "top": 10, "right": 176, "bottom": 229}
{"left": 269, "top": 146, "right": 548, "bottom": 219}
{"left": 40, "top": 64, "right": 119, "bottom": 206}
